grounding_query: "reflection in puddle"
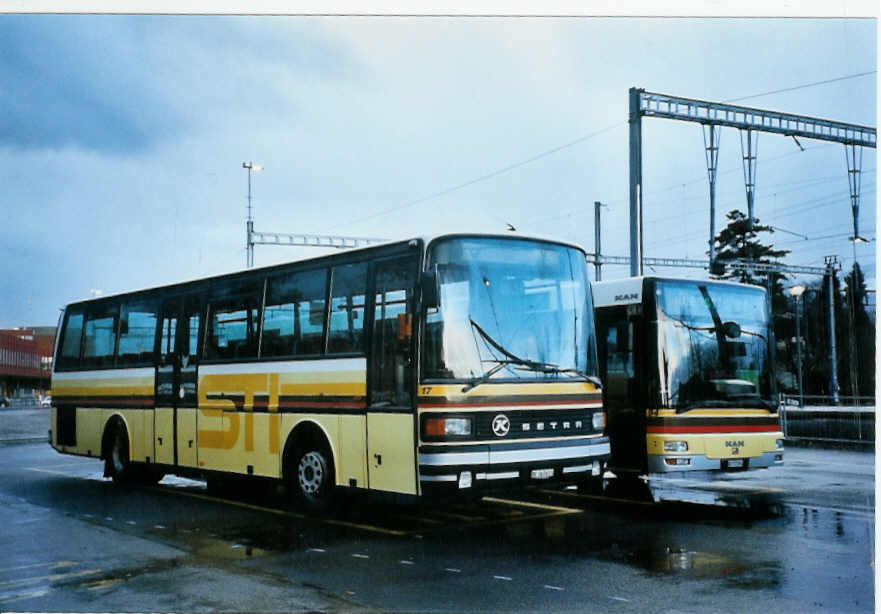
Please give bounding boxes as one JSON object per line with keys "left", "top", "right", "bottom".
{"left": 82, "top": 577, "right": 124, "bottom": 592}
{"left": 192, "top": 538, "right": 267, "bottom": 560}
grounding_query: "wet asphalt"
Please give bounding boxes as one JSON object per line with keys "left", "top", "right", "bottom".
{"left": 0, "top": 411, "right": 874, "bottom": 613}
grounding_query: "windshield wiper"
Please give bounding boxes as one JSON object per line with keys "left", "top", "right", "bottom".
{"left": 461, "top": 319, "right": 587, "bottom": 392}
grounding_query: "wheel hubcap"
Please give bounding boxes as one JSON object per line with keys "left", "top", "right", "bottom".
{"left": 298, "top": 451, "right": 325, "bottom": 495}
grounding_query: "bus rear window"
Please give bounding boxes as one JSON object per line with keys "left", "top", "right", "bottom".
{"left": 58, "top": 311, "right": 84, "bottom": 368}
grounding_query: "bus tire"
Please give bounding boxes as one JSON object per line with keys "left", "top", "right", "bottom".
{"left": 104, "top": 420, "right": 134, "bottom": 484}
{"left": 289, "top": 440, "right": 336, "bottom": 513}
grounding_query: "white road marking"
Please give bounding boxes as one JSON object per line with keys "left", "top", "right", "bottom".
{"left": 154, "top": 525, "right": 165, "bottom": 529}
{"left": 399, "top": 560, "right": 415, "bottom": 565}
{"left": 445, "top": 568, "right": 461, "bottom": 573}
{"left": 0, "top": 588, "right": 51, "bottom": 605}
{"left": 0, "top": 561, "right": 75, "bottom": 575}
{"left": 544, "top": 585, "right": 564, "bottom": 591}
{"left": 307, "top": 548, "right": 326, "bottom": 553}
{"left": 0, "top": 569, "right": 102, "bottom": 590}
{"left": 493, "top": 575, "right": 512, "bottom": 581}
{"left": 610, "top": 596, "right": 629, "bottom": 602}
{"left": 352, "top": 554, "right": 369, "bottom": 559}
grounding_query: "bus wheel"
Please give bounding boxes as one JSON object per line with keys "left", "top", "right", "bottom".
{"left": 105, "top": 423, "right": 133, "bottom": 484}
{"left": 292, "top": 445, "right": 335, "bottom": 512}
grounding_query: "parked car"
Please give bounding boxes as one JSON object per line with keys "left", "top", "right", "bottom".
{"left": 0, "top": 396, "right": 9, "bottom": 408}
{"left": 41, "top": 395, "right": 52, "bottom": 408}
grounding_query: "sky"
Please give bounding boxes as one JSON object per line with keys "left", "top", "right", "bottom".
{"left": 0, "top": 12, "right": 876, "bottom": 328}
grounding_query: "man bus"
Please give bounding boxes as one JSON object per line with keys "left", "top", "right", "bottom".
{"left": 592, "top": 276, "right": 783, "bottom": 480}
{"left": 49, "top": 233, "right": 609, "bottom": 509}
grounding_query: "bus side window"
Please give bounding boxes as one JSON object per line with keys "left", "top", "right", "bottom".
{"left": 206, "top": 298, "right": 261, "bottom": 360}
{"left": 186, "top": 310, "right": 201, "bottom": 358}
{"left": 328, "top": 262, "right": 367, "bottom": 354}
{"left": 117, "top": 299, "right": 158, "bottom": 366}
{"left": 82, "top": 305, "right": 119, "bottom": 369}
{"left": 263, "top": 268, "right": 328, "bottom": 358}
{"left": 159, "top": 311, "right": 178, "bottom": 362}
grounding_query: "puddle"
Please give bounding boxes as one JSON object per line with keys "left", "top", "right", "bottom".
{"left": 192, "top": 538, "right": 267, "bottom": 561}
{"left": 631, "top": 546, "right": 734, "bottom": 574}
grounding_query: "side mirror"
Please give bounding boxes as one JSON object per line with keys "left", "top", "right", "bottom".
{"left": 722, "top": 321, "right": 741, "bottom": 338}
{"left": 421, "top": 267, "right": 440, "bottom": 310}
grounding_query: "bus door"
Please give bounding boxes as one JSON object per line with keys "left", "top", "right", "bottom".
{"left": 597, "top": 304, "right": 645, "bottom": 473}
{"left": 366, "top": 255, "right": 419, "bottom": 494}
{"left": 155, "top": 295, "right": 201, "bottom": 467}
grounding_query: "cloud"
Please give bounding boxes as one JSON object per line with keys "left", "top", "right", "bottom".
{"left": 0, "top": 15, "right": 361, "bottom": 155}
{"left": 0, "top": 16, "right": 173, "bottom": 152}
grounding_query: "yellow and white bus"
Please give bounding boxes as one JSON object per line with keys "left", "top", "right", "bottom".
{"left": 50, "top": 234, "right": 609, "bottom": 508}
{"left": 592, "top": 276, "right": 784, "bottom": 478}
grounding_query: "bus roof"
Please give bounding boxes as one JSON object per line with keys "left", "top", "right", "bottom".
{"left": 591, "top": 275, "right": 767, "bottom": 308}
{"left": 64, "top": 232, "right": 588, "bottom": 308}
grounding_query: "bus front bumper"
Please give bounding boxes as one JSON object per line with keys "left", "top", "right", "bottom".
{"left": 647, "top": 450, "right": 784, "bottom": 473}
{"left": 417, "top": 436, "right": 610, "bottom": 493}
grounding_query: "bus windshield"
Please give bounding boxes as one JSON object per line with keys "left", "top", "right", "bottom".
{"left": 422, "top": 237, "right": 597, "bottom": 384}
{"left": 653, "top": 279, "right": 773, "bottom": 411}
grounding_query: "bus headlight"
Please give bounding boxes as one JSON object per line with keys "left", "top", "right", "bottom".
{"left": 664, "top": 441, "right": 689, "bottom": 452}
{"left": 776, "top": 439, "right": 784, "bottom": 449}
{"left": 592, "top": 412, "right": 606, "bottom": 430}
{"left": 425, "top": 417, "right": 472, "bottom": 438}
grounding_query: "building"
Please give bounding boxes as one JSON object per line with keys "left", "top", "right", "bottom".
{"left": 0, "top": 327, "right": 56, "bottom": 401}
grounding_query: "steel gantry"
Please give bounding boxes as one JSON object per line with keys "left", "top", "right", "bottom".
{"left": 628, "top": 88, "right": 877, "bottom": 276}
{"left": 585, "top": 253, "right": 828, "bottom": 277}
{"left": 249, "top": 231, "right": 385, "bottom": 252}
{"left": 703, "top": 124, "right": 721, "bottom": 262}
{"left": 241, "top": 162, "right": 386, "bottom": 268}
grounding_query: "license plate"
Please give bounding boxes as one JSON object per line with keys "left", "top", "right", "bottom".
{"left": 727, "top": 459, "right": 744, "bottom": 468}
{"left": 531, "top": 468, "right": 554, "bottom": 480}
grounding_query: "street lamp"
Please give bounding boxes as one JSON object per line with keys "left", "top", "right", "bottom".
{"left": 788, "top": 284, "right": 806, "bottom": 407}
{"left": 243, "top": 162, "right": 264, "bottom": 268}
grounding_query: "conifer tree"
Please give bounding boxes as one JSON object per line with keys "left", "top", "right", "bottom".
{"left": 711, "top": 209, "right": 791, "bottom": 290}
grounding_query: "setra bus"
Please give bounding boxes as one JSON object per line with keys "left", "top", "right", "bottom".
{"left": 50, "top": 233, "right": 609, "bottom": 508}
{"left": 591, "top": 276, "right": 783, "bottom": 478}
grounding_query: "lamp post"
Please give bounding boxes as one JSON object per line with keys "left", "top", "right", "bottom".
{"left": 243, "top": 162, "right": 264, "bottom": 268}
{"left": 788, "top": 284, "right": 806, "bottom": 407}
